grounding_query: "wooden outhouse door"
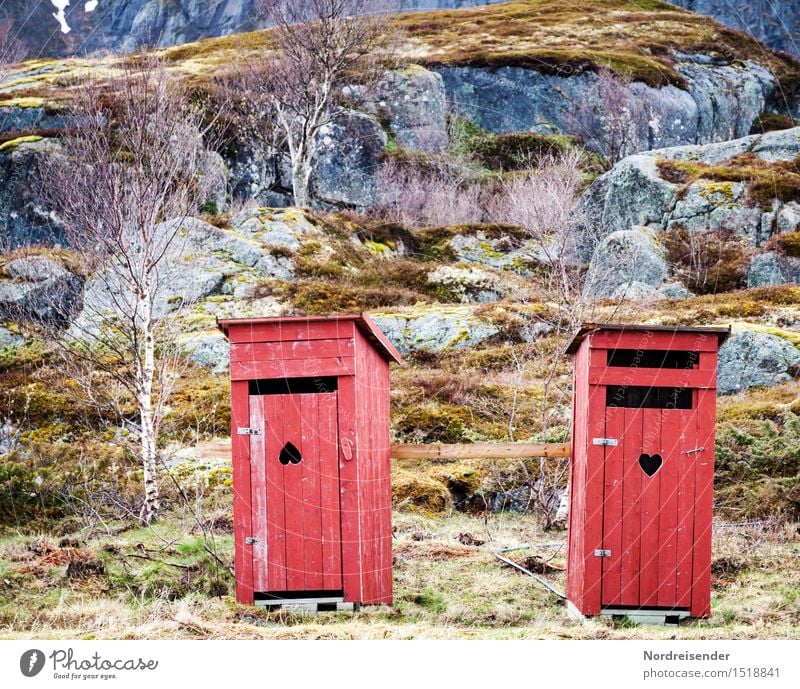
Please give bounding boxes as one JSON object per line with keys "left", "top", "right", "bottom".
{"left": 248, "top": 390, "right": 343, "bottom": 593}
{"left": 599, "top": 401, "right": 701, "bottom": 609}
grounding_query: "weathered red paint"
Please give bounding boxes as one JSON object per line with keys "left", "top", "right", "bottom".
{"left": 566, "top": 324, "right": 729, "bottom": 619}
{"left": 218, "top": 314, "right": 402, "bottom": 605}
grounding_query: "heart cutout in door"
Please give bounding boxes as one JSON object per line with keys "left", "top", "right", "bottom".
{"left": 639, "top": 453, "right": 663, "bottom": 477}
{"left": 279, "top": 441, "right": 302, "bottom": 465}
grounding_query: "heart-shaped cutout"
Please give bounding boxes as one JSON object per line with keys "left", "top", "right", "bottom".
{"left": 279, "top": 441, "right": 302, "bottom": 465}
{"left": 639, "top": 453, "right": 663, "bottom": 477}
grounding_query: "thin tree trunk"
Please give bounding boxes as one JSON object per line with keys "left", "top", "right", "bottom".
{"left": 137, "top": 277, "right": 160, "bottom": 525}
{"left": 292, "top": 154, "right": 312, "bottom": 207}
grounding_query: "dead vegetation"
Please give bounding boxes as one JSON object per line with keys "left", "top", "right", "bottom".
{"left": 0, "top": 512, "right": 796, "bottom": 639}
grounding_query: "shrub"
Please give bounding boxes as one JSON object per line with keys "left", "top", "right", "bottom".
{"left": 716, "top": 412, "right": 800, "bottom": 483}
{"left": 663, "top": 226, "right": 750, "bottom": 294}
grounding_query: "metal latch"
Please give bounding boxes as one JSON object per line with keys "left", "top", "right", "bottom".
{"left": 245, "top": 537, "right": 257, "bottom": 545}
{"left": 237, "top": 427, "right": 263, "bottom": 436}
{"left": 592, "top": 438, "right": 618, "bottom": 446}
{"left": 594, "top": 549, "right": 611, "bottom": 558}
{"left": 684, "top": 446, "right": 705, "bottom": 455}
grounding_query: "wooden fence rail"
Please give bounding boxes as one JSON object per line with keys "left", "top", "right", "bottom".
{"left": 390, "top": 442, "right": 571, "bottom": 460}
{"left": 186, "top": 440, "right": 571, "bottom": 462}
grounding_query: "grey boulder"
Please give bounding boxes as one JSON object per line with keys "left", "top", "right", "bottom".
{"left": 0, "top": 255, "right": 82, "bottom": 325}
{"left": 310, "top": 111, "right": 387, "bottom": 207}
{"left": 717, "top": 330, "right": 800, "bottom": 394}
{"left": 583, "top": 227, "right": 668, "bottom": 301}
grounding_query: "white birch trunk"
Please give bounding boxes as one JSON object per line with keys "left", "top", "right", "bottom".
{"left": 136, "top": 274, "right": 160, "bottom": 524}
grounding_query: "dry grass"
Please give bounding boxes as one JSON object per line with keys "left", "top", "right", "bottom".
{"left": 394, "top": 0, "right": 800, "bottom": 89}
{"left": 0, "top": 511, "right": 796, "bottom": 639}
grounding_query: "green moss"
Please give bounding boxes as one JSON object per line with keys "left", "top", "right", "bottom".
{"left": 0, "top": 135, "right": 43, "bottom": 152}
{"left": 716, "top": 477, "right": 800, "bottom": 521}
{"left": 657, "top": 154, "right": 800, "bottom": 210}
{"left": 767, "top": 232, "right": 800, "bottom": 258}
{"left": 750, "top": 112, "right": 797, "bottom": 135}
{"left": 396, "top": 0, "right": 800, "bottom": 90}
{"left": 0, "top": 97, "right": 45, "bottom": 109}
{"left": 391, "top": 467, "right": 451, "bottom": 512}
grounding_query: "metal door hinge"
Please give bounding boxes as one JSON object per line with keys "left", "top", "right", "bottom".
{"left": 237, "top": 427, "right": 262, "bottom": 436}
{"left": 592, "top": 438, "right": 618, "bottom": 446}
{"left": 594, "top": 549, "right": 611, "bottom": 558}
{"left": 245, "top": 537, "right": 257, "bottom": 545}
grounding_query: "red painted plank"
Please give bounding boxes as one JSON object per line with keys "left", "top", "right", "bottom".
{"left": 230, "top": 338, "right": 355, "bottom": 363}
{"left": 319, "top": 392, "right": 343, "bottom": 590}
{"left": 639, "top": 407, "right": 662, "bottom": 607}
{"left": 378, "top": 358, "right": 394, "bottom": 603}
{"left": 587, "top": 367, "right": 716, "bottom": 389}
{"left": 619, "top": 407, "right": 643, "bottom": 607}
{"left": 281, "top": 394, "right": 305, "bottom": 590}
{"left": 588, "top": 330, "right": 720, "bottom": 352}
{"left": 581, "top": 377, "right": 607, "bottom": 615}
{"left": 249, "top": 396, "right": 269, "bottom": 591}
{"left": 358, "top": 337, "right": 375, "bottom": 603}
{"left": 692, "top": 387, "right": 716, "bottom": 618}
{"left": 230, "top": 356, "right": 355, "bottom": 381}
{"left": 231, "top": 382, "right": 254, "bottom": 604}
{"left": 224, "top": 320, "right": 355, "bottom": 344}
{"left": 337, "top": 375, "right": 362, "bottom": 603}
{"left": 676, "top": 404, "right": 698, "bottom": 608}
{"left": 566, "top": 343, "right": 589, "bottom": 607}
{"left": 601, "top": 405, "right": 624, "bottom": 606}
{"left": 301, "top": 394, "right": 323, "bottom": 590}
{"left": 658, "top": 408, "right": 683, "bottom": 608}
{"left": 265, "top": 395, "right": 287, "bottom": 591}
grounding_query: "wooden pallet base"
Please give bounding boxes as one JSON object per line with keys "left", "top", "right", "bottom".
{"left": 254, "top": 596, "right": 357, "bottom": 613}
{"left": 567, "top": 600, "right": 691, "bottom": 626}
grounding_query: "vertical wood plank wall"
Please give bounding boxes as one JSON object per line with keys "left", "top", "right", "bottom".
{"left": 354, "top": 329, "right": 393, "bottom": 604}
{"left": 567, "top": 330, "right": 720, "bottom": 618}
{"left": 226, "top": 318, "right": 395, "bottom": 606}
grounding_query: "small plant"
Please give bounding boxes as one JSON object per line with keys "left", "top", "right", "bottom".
{"left": 663, "top": 226, "right": 750, "bottom": 295}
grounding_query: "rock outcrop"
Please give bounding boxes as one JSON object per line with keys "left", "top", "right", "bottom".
{"left": 717, "top": 329, "right": 800, "bottom": 394}
{"left": 0, "top": 255, "right": 82, "bottom": 325}
{"left": 579, "top": 127, "right": 800, "bottom": 288}
{"left": 0, "top": 138, "right": 66, "bottom": 248}
{"left": 372, "top": 308, "right": 499, "bottom": 355}
{"left": 582, "top": 227, "right": 672, "bottom": 301}
{"left": 671, "top": 0, "right": 800, "bottom": 58}
{"left": 438, "top": 57, "right": 783, "bottom": 158}
{"left": 310, "top": 111, "right": 388, "bottom": 208}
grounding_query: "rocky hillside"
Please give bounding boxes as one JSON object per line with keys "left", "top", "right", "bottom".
{"left": 2, "top": 1, "right": 798, "bottom": 59}
{"left": 2, "top": 0, "right": 800, "bottom": 531}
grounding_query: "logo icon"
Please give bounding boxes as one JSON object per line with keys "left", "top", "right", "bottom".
{"left": 20, "top": 649, "right": 45, "bottom": 678}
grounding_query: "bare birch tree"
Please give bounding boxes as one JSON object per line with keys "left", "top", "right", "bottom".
{"left": 36, "top": 58, "right": 218, "bottom": 524}
{"left": 233, "top": 0, "right": 389, "bottom": 206}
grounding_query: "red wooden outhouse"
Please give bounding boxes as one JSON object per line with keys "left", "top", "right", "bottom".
{"left": 565, "top": 324, "right": 729, "bottom": 623}
{"left": 217, "top": 314, "right": 403, "bottom": 609}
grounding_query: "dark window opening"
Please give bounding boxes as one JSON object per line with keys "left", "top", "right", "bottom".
{"left": 607, "top": 349, "right": 699, "bottom": 369}
{"left": 606, "top": 385, "right": 693, "bottom": 409}
{"left": 249, "top": 376, "right": 338, "bottom": 395}
{"left": 255, "top": 590, "right": 344, "bottom": 601}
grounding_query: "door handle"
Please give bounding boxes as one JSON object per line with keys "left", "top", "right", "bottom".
{"left": 684, "top": 446, "right": 705, "bottom": 455}
{"left": 341, "top": 438, "right": 353, "bottom": 461}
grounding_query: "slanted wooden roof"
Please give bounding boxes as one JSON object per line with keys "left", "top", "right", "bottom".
{"left": 217, "top": 313, "right": 404, "bottom": 364}
{"left": 565, "top": 323, "right": 731, "bottom": 355}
